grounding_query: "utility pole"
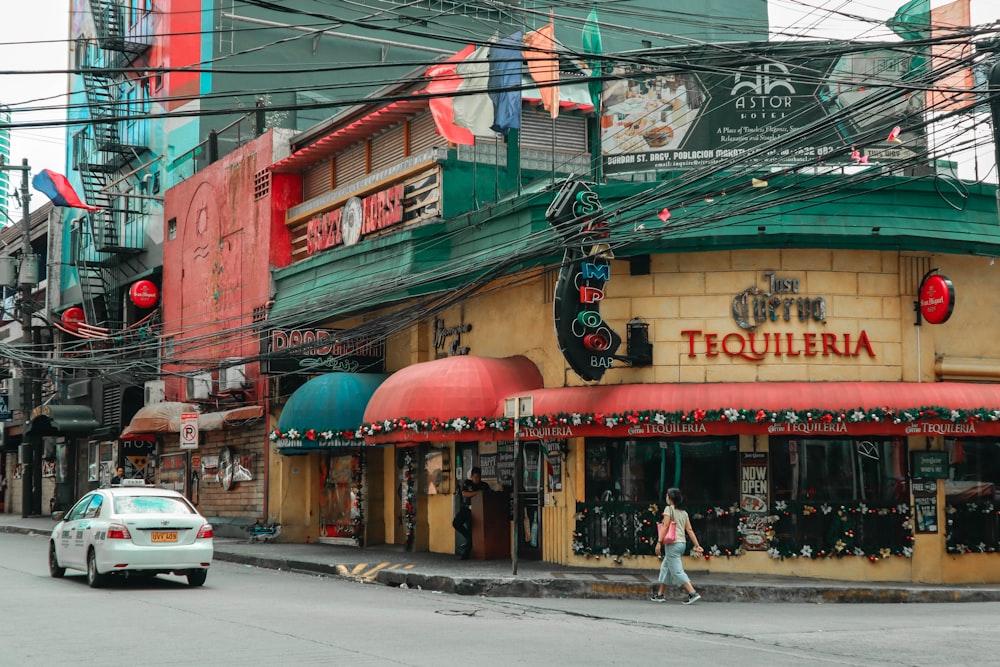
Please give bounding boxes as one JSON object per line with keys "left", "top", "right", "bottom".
{"left": 0, "top": 157, "right": 39, "bottom": 516}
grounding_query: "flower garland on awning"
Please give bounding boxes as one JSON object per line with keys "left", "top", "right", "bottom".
{"left": 268, "top": 427, "right": 363, "bottom": 445}
{"left": 356, "top": 405, "right": 1000, "bottom": 438}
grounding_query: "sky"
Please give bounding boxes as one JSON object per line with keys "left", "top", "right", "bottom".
{"left": 0, "top": 0, "right": 71, "bottom": 190}
{"left": 0, "top": 0, "right": 997, "bottom": 218}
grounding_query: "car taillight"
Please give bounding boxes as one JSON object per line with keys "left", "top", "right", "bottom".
{"left": 107, "top": 523, "right": 131, "bottom": 539}
{"left": 196, "top": 524, "right": 214, "bottom": 539}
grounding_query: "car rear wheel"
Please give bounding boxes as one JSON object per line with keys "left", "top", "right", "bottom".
{"left": 86, "top": 549, "right": 107, "bottom": 588}
{"left": 186, "top": 569, "right": 207, "bottom": 587}
{"left": 48, "top": 543, "right": 65, "bottom": 578}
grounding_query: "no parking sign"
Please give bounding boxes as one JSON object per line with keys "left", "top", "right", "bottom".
{"left": 180, "top": 412, "right": 199, "bottom": 449}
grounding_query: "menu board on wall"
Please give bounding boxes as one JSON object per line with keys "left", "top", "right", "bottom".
{"left": 912, "top": 479, "right": 938, "bottom": 533}
{"left": 740, "top": 451, "right": 769, "bottom": 550}
{"left": 497, "top": 441, "right": 515, "bottom": 487}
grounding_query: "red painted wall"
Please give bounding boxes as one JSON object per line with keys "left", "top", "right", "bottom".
{"left": 162, "top": 131, "right": 280, "bottom": 401}
{"left": 269, "top": 172, "right": 300, "bottom": 268}
{"left": 152, "top": 0, "right": 203, "bottom": 111}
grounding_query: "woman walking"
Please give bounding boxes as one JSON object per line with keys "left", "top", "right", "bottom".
{"left": 652, "top": 487, "right": 704, "bottom": 604}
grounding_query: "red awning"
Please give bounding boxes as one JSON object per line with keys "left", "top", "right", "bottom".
{"left": 363, "top": 355, "right": 543, "bottom": 443}
{"left": 509, "top": 382, "right": 1000, "bottom": 439}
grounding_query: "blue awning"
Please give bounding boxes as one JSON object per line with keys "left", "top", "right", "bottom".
{"left": 274, "top": 373, "right": 388, "bottom": 453}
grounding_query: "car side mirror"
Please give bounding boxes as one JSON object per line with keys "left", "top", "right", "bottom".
{"left": 51, "top": 511, "right": 65, "bottom": 521}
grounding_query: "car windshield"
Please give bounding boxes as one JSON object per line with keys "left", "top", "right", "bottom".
{"left": 113, "top": 495, "right": 196, "bottom": 515}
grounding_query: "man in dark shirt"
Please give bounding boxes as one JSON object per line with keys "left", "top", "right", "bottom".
{"left": 452, "top": 466, "right": 490, "bottom": 559}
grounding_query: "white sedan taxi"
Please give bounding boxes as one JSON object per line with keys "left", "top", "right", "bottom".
{"left": 49, "top": 482, "right": 213, "bottom": 587}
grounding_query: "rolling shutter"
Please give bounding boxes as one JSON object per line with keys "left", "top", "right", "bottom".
{"left": 334, "top": 143, "right": 367, "bottom": 189}
{"left": 303, "top": 160, "right": 332, "bottom": 200}
{"left": 371, "top": 125, "right": 406, "bottom": 173}
{"left": 409, "top": 113, "right": 446, "bottom": 154}
{"left": 520, "top": 110, "right": 588, "bottom": 152}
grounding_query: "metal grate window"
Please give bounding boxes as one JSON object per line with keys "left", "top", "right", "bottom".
{"left": 253, "top": 169, "right": 271, "bottom": 200}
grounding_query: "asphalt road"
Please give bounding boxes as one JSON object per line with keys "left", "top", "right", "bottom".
{"left": 3, "top": 532, "right": 997, "bottom": 666}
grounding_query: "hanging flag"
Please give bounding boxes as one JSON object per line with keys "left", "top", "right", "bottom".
{"left": 32, "top": 169, "right": 100, "bottom": 212}
{"left": 581, "top": 7, "right": 605, "bottom": 112}
{"left": 523, "top": 12, "right": 559, "bottom": 119}
{"left": 887, "top": 0, "right": 930, "bottom": 42}
{"left": 928, "top": 0, "right": 973, "bottom": 111}
{"left": 888, "top": 0, "right": 973, "bottom": 112}
{"left": 488, "top": 31, "right": 524, "bottom": 136}
{"left": 423, "top": 45, "right": 476, "bottom": 145}
{"left": 453, "top": 43, "right": 497, "bottom": 138}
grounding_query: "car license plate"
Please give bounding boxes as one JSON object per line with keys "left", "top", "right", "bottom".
{"left": 151, "top": 531, "right": 178, "bottom": 543}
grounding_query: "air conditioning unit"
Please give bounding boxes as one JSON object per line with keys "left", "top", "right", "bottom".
{"left": 187, "top": 372, "right": 212, "bottom": 400}
{"left": 143, "top": 380, "right": 166, "bottom": 406}
{"left": 219, "top": 361, "right": 246, "bottom": 392}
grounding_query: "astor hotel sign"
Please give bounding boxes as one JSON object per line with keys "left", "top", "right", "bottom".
{"left": 682, "top": 271, "right": 875, "bottom": 361}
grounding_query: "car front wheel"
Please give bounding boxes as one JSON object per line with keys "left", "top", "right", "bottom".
{"left": 86, "top": 549, "right": 106, "bottom": 588}
{"left": 186, "top": 569, "right": 207, "bottom": 587}
{"left": 48, "top": 543, "right": 65, "bottom": 578}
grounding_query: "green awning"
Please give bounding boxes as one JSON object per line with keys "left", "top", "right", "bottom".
{"left": 274, "top": 373, "right": 388, "bottom": 453}
{"left": 29, "top": 405, "right": 100, "bottom": 436}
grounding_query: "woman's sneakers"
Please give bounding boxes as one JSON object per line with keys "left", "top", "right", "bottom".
{"left": 650, "top": 593, "right": 666, "bottom": 602}
{"left": 683, "top": 592, "right": 702, "bottom": 605}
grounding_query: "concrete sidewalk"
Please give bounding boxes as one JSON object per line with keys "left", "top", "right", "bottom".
{"left": 6, "top": 513, "right": 1000, "bottom": 603}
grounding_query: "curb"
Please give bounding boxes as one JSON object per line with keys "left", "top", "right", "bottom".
{"left": 11, "top": 525, "right": 1000, "bottom": 603}
{"left": 0, "top": 524, "right": 50, "bottom": 538}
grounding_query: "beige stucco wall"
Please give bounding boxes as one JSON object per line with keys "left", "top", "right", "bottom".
{"left": 364, "top": 247, "right": 1000, "bottom": 582}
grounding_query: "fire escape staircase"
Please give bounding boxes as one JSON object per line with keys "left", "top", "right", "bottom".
{"left": 73, "top": 0, "right": 153, "bottom": 332}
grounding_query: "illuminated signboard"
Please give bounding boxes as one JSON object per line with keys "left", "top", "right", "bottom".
{"left": 547, "top": 181, "right": 621, "bottom": 382}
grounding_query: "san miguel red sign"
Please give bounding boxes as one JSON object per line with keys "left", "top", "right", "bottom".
{"left": 918, "top": 272, "right": 954, "bottom": 325}
{"left": 306, "top": 184, "right": 404, "bottom": 255}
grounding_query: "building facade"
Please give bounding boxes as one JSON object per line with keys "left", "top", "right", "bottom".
{"left": 262, "top": 40, "right": 1000, "bottom": 584}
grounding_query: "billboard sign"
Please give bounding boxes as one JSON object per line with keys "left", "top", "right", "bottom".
{"left": 601, "top": 44, "right": 926, "bottom": 174}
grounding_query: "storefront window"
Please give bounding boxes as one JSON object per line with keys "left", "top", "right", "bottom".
{"left": 585, "top": 438, "right": 738, "bottom": 504}
{"left": 575, "top": 438, "right": 739, "bottom": 558}
{"left": 771, "top": 437, "right": 908, "bottom": 503}
{"left": 944, "top": 438, "right": 1000, "bottom": 553}
{"left": 769, "top": 437, "right": 911, "bottom": 559}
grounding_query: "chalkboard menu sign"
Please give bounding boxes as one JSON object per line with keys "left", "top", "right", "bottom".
{"left": 912, "top": 479, "right": 938, "bottom": 533}
{"left": 912, "top": 451, "right": 949, "bottom": 479}
{"left": 497, "top": 441, "right": 515, "bottom": 487}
